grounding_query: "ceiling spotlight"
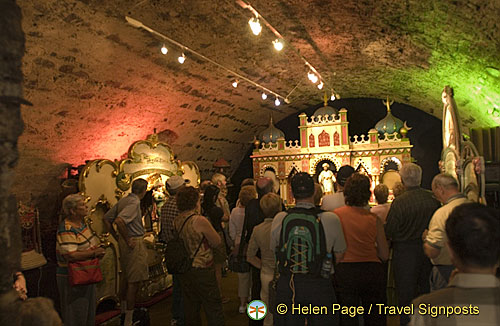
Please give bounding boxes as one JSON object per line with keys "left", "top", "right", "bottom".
{"left": 178, "top": 53, "right": 186, "bottom": 64}
{"left": 317, "top": 81, "right": 324, "bottom": 90}
{"left": 330, "top": 93, "right": 336, "bottom": 101}
{"left": 261, "top": 92, "right": 268, "bottom": 100}
{"left": 248, "top": 17, "right": 262, "bottom": 36}
{"left": 275, "top": 98, "right": 281, "bottom": 106}
{"left": 307, "top": 71, "right": 318, "bottom": 83}
{"left": 160, "top": 44, "right": 168, "bottom": 55}
{"left": 232, "top": 80, "right": 238, "bottom": 88}
{"left": 273, "top": 39, "right": 284, "bottom": 51}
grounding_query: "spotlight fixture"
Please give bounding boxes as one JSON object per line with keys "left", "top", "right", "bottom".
{"left": 275, "top": 98, "right": 281, "bottom": 106}
{"left": 330, "top": 93, "right": 336, "bottom": 101}
{"left": 284, "top": 97, "right": 291, "bottom": 104}
{"left": 317, "top": 81, "right": 324, "bottom": 90}
{"left": 232, "top": 80, "right": 239, "bottom": 88}
{"left": 248, "top": 17, "right": 262, "bottom": 36}
{"left": 178, "top": 53, "right": 186, "bottom": 64}
{"left": 160, "top": 44, "right": 168, "bottom": 55}
{"left": 307, "top": 71, "right": 318, "bottom": 83}
{"left": 273, "top": 39, "right": 284, "bottom": 51}
{"left": 261, "top": 92, "right": 268, "bottom": 100}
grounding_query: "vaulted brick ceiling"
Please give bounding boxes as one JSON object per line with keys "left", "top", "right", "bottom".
{"left": 15, "top": 0, "right": 500, "bottom": 197}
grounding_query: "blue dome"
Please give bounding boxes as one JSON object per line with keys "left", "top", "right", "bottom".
{"left": 313, "top": 104, "right": 338, "bottom": 117}
{"left": 259, "top": 116, "right": 285, "bottom": 143}
{"left": 375, "top": 98, "right": 403, "bottom": 135}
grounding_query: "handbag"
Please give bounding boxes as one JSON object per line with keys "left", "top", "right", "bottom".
{"left": 228, "top": 215, "right": 250, "bottom": 273}
{"left": 228, "top": 251, "right": 250, "bottom": 273}
{"left": 66, "top": 226, "right": 103, "bottom": 286}
{"left": 68, "top": 258, "right": 103, "bottom": 286}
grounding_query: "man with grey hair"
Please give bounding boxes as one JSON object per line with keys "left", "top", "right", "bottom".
{"left": 422, "top": 173, "right": 470, "bottom": 291}
{"left": 104, "top": 178, "right": 149, "bottom": 326}
{"left": 385, "top": 163, "right": 441, "bottom": 326}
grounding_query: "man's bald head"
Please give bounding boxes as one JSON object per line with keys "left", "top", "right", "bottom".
{"left": 256, "top": 177, "right": 274, "bottom": 198}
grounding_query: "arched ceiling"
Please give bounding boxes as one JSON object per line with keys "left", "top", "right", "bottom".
{"left": 16, "top": 0, "right": 500, "bottom": 189}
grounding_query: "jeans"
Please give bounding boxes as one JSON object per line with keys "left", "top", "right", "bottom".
{"left": 172, "top": 274, "right": 184, "bottom": 325}
{"left": 56, "top": 275, "right": 96, "bottom": 326}
{"left": 179, "top": 267, "right": 224, "bottom": 326}
{"left": 274, "top": 274, "right": 339, "bottom": 326}
{"left": 334, "top": 262, "right": 386, "bottom": 326}
{"left": 249, "top": 265, "right": 263, "bottom": 326}
{"left": 392, "top": 240, "right": 431, "bottom": 325}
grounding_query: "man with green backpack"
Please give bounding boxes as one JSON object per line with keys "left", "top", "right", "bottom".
{"left": 271, "top": 172, "right": 347, "bottom": 326}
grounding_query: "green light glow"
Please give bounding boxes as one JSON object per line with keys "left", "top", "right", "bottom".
{"left": 381, "top": 1, "right": 500, "bottom": 128}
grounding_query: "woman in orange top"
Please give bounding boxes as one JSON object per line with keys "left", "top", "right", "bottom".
{"left": 334, "top": 173, "right": 389, "bottom": 326}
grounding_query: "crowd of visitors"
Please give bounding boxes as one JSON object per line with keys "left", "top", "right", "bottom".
{"left": 42, "top": 161, "right": 499, "bottom": 326}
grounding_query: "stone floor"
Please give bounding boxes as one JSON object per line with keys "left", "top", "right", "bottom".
{"left": 101, "top": 271, "right": 400, "bottom": 326}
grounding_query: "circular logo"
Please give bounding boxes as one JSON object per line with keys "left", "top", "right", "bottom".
{"left": 247, "top": 300, "right": 267, "bottom": 320}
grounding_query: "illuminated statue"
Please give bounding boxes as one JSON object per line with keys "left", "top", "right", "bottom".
{"left": 318, "top": 163, "right": 335, "bottom": 194}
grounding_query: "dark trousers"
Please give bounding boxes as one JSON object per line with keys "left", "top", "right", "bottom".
{"left": 392, "top": 241, "right": 431, "bottom": 325}
{"left": 334, "top": 262, "right": 386, "bottom": 326}
{"left": 274, "top": 274, "right": 339, "bottom": 326}
{"left": 179, "top": 267, "right": 224, "bottom": 326}
{"left": 249, "top": 265, "right": 263, "bottom": 326}
{"left": 172, "top": 274, "right": 184, "bottom": 325}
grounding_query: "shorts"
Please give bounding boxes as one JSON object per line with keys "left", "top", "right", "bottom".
{"left": 119, "top": 236, "right": 149, "bottom": 283}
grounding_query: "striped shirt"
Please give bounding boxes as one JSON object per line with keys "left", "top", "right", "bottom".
{"left": 56, "top": 220, "right": 99, "bottom": 276}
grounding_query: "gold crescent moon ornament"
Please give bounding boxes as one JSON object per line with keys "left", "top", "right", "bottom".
{"left": 403, "top": 121, "right": 412, "bottom": 131}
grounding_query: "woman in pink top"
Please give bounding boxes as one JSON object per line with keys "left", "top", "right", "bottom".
{"left": 334, "top": 173, "right": 389, "bottom": 326}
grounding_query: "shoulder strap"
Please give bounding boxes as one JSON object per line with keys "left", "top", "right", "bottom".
{"left": 176, "top": 213, "right": 205, "bottom": 260}
{"left": 71, "top": 223, "right": 94, "bottom": 245}
{"left": 177, "top": 213, "right": 196, "bottom": 235}
{"left": 286, "top": 206, "right": 323, "bottom": 216}
{"left": 237, "top": 211, "right": 248, "bottom": 256}
{"left": 191, "top": 235, "right": 205, "bottom": 259}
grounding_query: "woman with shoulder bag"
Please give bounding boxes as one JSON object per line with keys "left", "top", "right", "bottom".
{"left": 56, "top": 194, "right": 106, "bottom": 326}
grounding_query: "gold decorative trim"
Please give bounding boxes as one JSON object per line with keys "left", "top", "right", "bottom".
{"left": 181, "top": 161, "right": 201, "bottom": 187}
{"left": 79, "top": 160, "right": 119, "bottom": 194}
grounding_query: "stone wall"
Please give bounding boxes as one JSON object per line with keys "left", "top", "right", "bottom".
{"left": 0, "top": 0, "right": 26, "bottom": 324}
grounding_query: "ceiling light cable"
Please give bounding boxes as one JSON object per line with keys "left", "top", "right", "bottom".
{"left": 236, "top": 0, "right": 335, "bottom": 93}
{"left": 125, "top": 16, "right": 288, "bottom": 101}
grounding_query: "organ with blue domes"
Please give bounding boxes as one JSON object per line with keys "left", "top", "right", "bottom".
{"left": 251, "top": 98, "right": 413, "bottom": 205}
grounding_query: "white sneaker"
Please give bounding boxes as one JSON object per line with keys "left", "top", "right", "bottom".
{"left": 239, "top": 305, "right": 246, "bottom": 314}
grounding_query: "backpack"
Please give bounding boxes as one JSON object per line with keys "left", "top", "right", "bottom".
{"left": 164, "top": 214, "right": 203, "bottom": 274}
{"left": 277, "top": 207, "right": 326, "bottom": 277}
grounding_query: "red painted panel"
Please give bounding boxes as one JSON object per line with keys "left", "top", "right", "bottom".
{"left": 318, "top": 130, "right": 330, "bottom": 147}
{"left": 334, "top": 131, "right": 340, "bottom": 146}
{"left": 309, "top": 134, "right": 315, "bottom": 147}
{"left": 302, "top": 159, "right": 309, "bottom": 172}
{"left": 342, "top": 126, "right": 348, "bottom": 144}
{"left": 278, "top": 161, "right": 285, "bottom": 178}
{"left": 301, "top": 130, "right": 307, "bottom": 147}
